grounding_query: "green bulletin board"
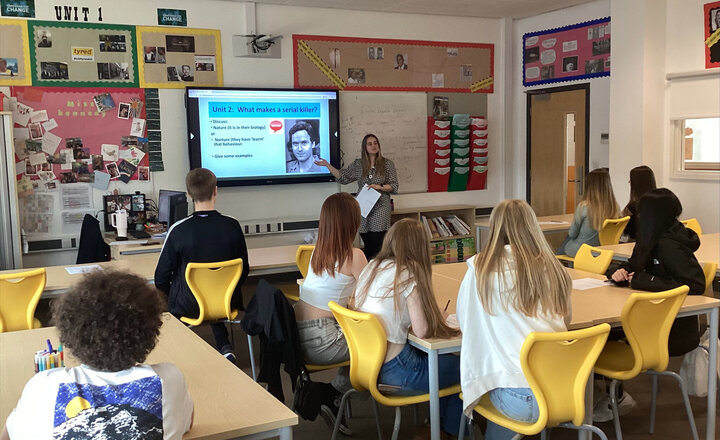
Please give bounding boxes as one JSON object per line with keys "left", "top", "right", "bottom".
{"left": 28, "top": 20, "right": 139, "bottom": 87}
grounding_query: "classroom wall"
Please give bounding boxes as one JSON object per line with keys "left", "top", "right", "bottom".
{"left": 510, "top": 0, "right": 611, "bottom": 199}
{"left": 23, "top": 0, "right": 504, "bottom": 263}
{"left": 609, "top": 0, "right": 720, "bottom": 233}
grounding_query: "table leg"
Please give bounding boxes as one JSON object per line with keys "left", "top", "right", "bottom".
{"left": 429, "top": 348, "right": 441, "bottom": 440}
{"left": 706, "top": 308, "right": 718, "bottom": 440}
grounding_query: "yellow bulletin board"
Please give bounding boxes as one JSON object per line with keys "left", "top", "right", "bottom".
{"left": 136, "top": 26, "right": 223, "bottom": 89}
{"left": 0, "top": 18, "right": 32, "bottom": 86}
{"left": 293, "top": 34, "right": 494, "bottom": 93}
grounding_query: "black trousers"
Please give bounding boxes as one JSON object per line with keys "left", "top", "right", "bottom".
{"left": 360, "top": 231, "right": 387, "bottom": 260}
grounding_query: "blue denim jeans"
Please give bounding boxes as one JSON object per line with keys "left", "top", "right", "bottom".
{"left": 377, "top": 343, "right": 462, "bottom": 436}
{"left": 485, "top": 388, "right": 539, "bottom": 440}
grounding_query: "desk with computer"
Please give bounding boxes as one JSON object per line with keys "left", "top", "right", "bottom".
{"left": 103, "top": 189, "right": 188, "bottom": 241}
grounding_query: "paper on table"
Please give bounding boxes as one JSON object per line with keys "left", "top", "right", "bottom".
{"left": 65, "top": 265, "right": 102, "bottom": 274}
{"left": 356, "top": 185, "right": 381, "bottom": 218}
{"left": 572, "top": 278, "right": 610, "bottom": 290}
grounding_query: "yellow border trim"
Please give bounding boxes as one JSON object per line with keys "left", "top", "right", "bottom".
{"left": 0, "top": 18, "right": 32, "bottom": 86}
{"left": 136, "top": 26, "right": 223, "bottom": 89}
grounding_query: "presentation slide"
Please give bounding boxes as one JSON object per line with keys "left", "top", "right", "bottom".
{"left": 188, "top": 89, "right": 335, "bottom": 179}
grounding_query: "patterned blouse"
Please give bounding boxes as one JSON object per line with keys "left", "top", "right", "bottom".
{"left": 337, "top": 158, "right": 398, "bottom": 233}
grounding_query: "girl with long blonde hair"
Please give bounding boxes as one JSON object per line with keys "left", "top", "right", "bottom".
{"left": 558, "top": 168, "right": 620, "bottom": 257}
{"left": 353, "top": 218, "right": 461, "bottom": 436}
{"left": 457, "top": 199, "right": 572, "bottom": 440}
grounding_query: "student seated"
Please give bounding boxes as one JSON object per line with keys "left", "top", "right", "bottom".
{"left": 621, "top": 165, "right": 656, "bottom": 240}
{"left": 2, "top": 270, "right": 193, "bottom": 440}
{"left": 294, "top": 192, "right": 367, "bottom": 434}
{"left": 154, "top": 168, "right": 249, "bottom": 361}
{"left": 558, "top": 168, "right": 619, "bottom": 257}
{"left": 352, "top": 218, "right": 462, "bottom": 437}
{"left": 457, "top": 199, "right": 572, "bottom": 440}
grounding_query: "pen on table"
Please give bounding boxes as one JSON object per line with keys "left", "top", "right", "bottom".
{"left": 444, "top": 300, "right": 451, "bottom": 312}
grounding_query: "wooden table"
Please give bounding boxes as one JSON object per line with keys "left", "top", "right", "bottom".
{"left": 413, "top": 263, "right": 719, "bottom": 440}
{"left": 475, "top": 213, "right": 574, "bottom": 252}
{"left": 1, "top": 245, "right": 300, "bottom": 297}
{"left": 598, "top": 232, "right": 720, "bottom": 275}
{"left": 0, "top": 314, "right": 297, "bottom": 439}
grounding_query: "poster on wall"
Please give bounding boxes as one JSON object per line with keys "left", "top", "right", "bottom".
{"left": 705, "top": 1, "right": 720, "bottom": 68}
{"left": 28, "top": 21, "right": 139, "bottom": 87}
{"left": 136, "top": 26, "right": 222, "bottom": 88}
{"left": 1, "top": 0, "right": 34, "bottom": 17}
{"left": 523, "top": 17, "right": 610, "bottom": 86}
{"left": 0, "top": 18, "right": 31, "bottom": 85}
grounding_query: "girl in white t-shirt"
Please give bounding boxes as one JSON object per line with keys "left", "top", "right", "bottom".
{"left": 457, "top": 199, "right": 572, "bottom": 440}
{"left": 294, "top": 192, "right": 367, "bottom": 434}
{"left": 353, "top": 218, "right": 462, "bottom": 437}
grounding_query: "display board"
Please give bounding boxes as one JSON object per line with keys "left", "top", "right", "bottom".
{"left": 705, "top": 1, "right": 720, "bottom": 69}
{"left": 294, "top": 35, "right": 494, "bottom": 93}
{"left": 523, "top": 17, "right": 610, "bottom": 86}
{"left": 339, "top": 91, "right": 427, "bottom": 194}
{"left": 28, "top": 21, "right": 138, "bottom": 87}
{"left": 0, "top": 18, "right": 32, "bottom": 86}
{"left": 136, "top": 26, "right": 223, "bottom": 89}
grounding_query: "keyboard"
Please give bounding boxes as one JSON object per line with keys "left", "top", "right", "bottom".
{"left": 128, "top": 230, "right": 151, "bottom": 239}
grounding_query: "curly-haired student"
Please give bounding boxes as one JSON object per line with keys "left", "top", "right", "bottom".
{"left": 2, "top": 270, "right": 193, "bottom": 440}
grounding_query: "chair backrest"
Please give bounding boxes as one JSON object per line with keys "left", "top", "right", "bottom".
{"left": 573, "top": 244, "right": 615, "bottom": 274}
{"left": 680, "top": 218, "right": 702, "bottom": 235}
{"left": 0, "top": 268, "right": 46, "bottom": 332}
{"left": 521, "top": 323, "right": 611, "bottom": 429}
{"left": 329, "top": 301, "right": 393, "bottom": 406}
{"left": 296, "top": 245, "right": 315, "bottom": 279}
{"left": 598, "top": 216, "right": 631, "bottom": 245}
{"left": 184, "top": 258, "right": 243, "bottom": 322}
{"left": 702, "top": 262, "right": 717, "bottom": 296}
{"left": 621, "top": 286, "right": 689, "bottom": 375}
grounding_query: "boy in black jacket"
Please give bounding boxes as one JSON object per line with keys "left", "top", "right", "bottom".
{"left": 154, "top": 168, "right": 249, "bottom": 361}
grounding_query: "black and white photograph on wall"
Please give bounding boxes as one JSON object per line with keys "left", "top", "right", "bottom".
{"left": 180, "top": 65, "right": 194, "bottom": 81}
{"left": 460, "top": 64, "right": 472, "bottom": 82}
{"left": 166, "top": 35, "right": 195, "bottom": 52}
{"left": 376, "top": 47, "right": 384, "bottom": 60}
{"left": 585, "top": 59, "right": 603, "bottom": 74}
{"left": 540, "top": 65, "right": 554, "bottom": 79}
{"left": 433, "top": 96, "right": 449, "bottom": 119}
{"left": 524, "top": 46, "right": 540, "bottom": 63}
{"left": 167, "top": 66, "right": 180, "bottom": 81}
{"left": 97, "top": 63, "right": 129, "bottom": 80}
{"left": 40, "top": 62, "right": 68, "bottom": 79}
{"left": 195, "top": 55, "right": 215, "bottom": 72}
{"left": 143, "top": 46, "right": 156, "bottom": 63}
{"left": 394, "top": 53, "right": 408, "bottom": 69}
{"left": 592, "top": 39, "right": 611, "bottom": 56}
{"left": 562, "top": 56, "right": 578, "bottom": 72}
{"left": 99, "top": 35, "right": 127, "bottom": 52}
{"left": 447, "top": 47, "right": 458, "bottom": 57}
{"left": 368, "top": 47, "right": 375, "bottom": 60}
{"left": 156, "top": 47, "right": 167, "bottom": 64}
{"left": 329, "top": 48, "right": 340, "bottom": 68}
{"left": 118, "top": 102, "right": 130, "bottom": 119}
{"left": 36, "top": 30, "right": 52, "bottom": 48}
{"left": 347, "top": 68, "right": 365, "bottom": 84}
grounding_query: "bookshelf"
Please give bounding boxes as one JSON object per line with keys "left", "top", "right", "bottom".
{"left": 390, "top": 205, "right": 476, "bottom": 263}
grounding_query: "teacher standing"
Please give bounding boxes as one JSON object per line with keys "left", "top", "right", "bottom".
{"left": 315, "top": 134, "right": 398, "bottom": 259}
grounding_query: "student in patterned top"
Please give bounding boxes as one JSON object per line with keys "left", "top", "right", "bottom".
{"left": 315, "top": 134, "right": 398, "bottom": 259}
{"left": 2, "top": 270, "right": 193, "bottom": 440}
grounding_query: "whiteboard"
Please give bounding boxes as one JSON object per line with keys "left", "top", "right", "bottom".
{"left": 339, "top": 92, "right": 427, "bottom": 194}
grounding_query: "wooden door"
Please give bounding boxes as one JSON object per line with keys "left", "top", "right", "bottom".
{"left": 527, "top": 86, "right": 588, "bottom": 217}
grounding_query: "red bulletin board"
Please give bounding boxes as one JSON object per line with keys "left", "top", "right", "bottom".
{"left": 10, "top": 87, "right": 148, "bottom": 184}
{"left": 293, "top": 34, "right": 494, "bottom": 93}
{"left": 705, "top": 1, "right": 720, "bottom": 69}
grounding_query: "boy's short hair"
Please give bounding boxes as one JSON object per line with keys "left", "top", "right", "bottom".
{"left": 186, "top": 168, "right": 216, "bottom": 202}
{"left": 51, "top": 270, "right": 165, "bottom": 371}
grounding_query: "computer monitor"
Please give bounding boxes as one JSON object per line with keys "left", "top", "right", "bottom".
{"left": 158, "top": 190, "right": 188, "bottom": 227}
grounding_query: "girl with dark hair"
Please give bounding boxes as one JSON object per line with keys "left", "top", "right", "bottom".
{"left": 609, "top": 188, "right": 705, "bottom": 355}
{"left": 315, "top": 134, "right": 398, "bottom": 259}
{"left": 621, "top": 165, "right": 656, "bottom": 240}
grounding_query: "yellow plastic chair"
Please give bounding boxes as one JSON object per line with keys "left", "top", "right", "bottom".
{"left": 329, "top": 301, "right": 461, "bottom": 440}
{"left": 182, "top": 258, "right": 256, "bottom": 379}
{"left": 680, "top": 218, "right": 702, "bottom": 236}
{"left": 458, "top": 324, "right": 611, "bottom": 440}
{"left": 287, "top": 245, "right": 315, "bottom": 303}
{"left": 594, "top": 286, "right": 698, "bottom": 440}
{"left": 573, "top": 244, "right": 615, "bottom": 274}
{"left": 702, "top": 262, "right": 717, "bottom": 296}
{"left": 0, "top": 268, "right": 46, "bottom": 333}
{"left": 598, "top": 216, "right": 631, "bottom": 246}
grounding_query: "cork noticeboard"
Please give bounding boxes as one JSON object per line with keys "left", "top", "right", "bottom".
{"left": 293, "top": 34, "right": 494, "bottom": 93}
{"left": 136, "top": 26, "right": 223, "bottom": 89}
{"left": 28, "top": 21, "right": 139, "bottom": 87}
{"left": 0, "top": 18, "right": 32, "bottom": 86}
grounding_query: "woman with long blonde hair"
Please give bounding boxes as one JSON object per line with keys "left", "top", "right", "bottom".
{"left": 558, "top": 168, "right": 620, "bottom": 257}
{"left": 457, "top": 199, "right": 572, "bottom": 440}
{"left": 353, "top": 218, "right": 461, "bottom": 437}
{"left": 295, "top": 192, "right": 367, "bottom": 434}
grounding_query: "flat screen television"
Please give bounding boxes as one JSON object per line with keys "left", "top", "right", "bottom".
{"left": 186, "top": 87, "right": 341, "bottom": 187}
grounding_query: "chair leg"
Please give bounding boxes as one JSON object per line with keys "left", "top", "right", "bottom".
{"left": 540, "top": 428, "right": 547, "bottom": 440}
{"left": 246, "top": 334, "right": 257, "bottom": 380}
{"left": 608, "top": 379, "right": 623, "bottom": 440}
{"left": 391, "top": 407, "right": 402, "bottom": 440}
{"left": 413, "top": 404, "right": 419, "bottom": 426}
{"left": 330, "top": 389, "right": 356, "bottom": 440}
{"left": 558, "top": 422, "right": 609, "bottom": 440}
{"left": 653, "top": 370, "right": 700, "bottom": 440}
{"left": 371, "top": 399, "right": 383, "bottom": 440}
{"left": 458, "top": 414, "right": 467, "bottom": 440}
{"left": 650, "top": 373, "right": 658, "bottom": 434}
